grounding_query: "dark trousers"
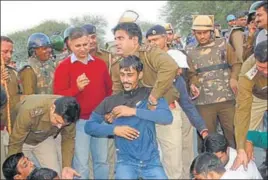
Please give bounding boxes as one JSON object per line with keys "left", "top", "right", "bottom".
{"left": 196, "top": 100, "right": 236, "bottom": 152}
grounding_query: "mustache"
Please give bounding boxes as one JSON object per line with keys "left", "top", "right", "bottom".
{"left": 122, "top": 82, "right": 132, "bottom": 86}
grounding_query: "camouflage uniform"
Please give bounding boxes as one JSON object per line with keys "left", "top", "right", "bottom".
{"left": 186, "top": 38, "right": 242, "bottom": 149}
{"left": 19, "top": 57, "right": 55, "bottom": 95}
{"left": 52, "top": 50, "right": 69, "bottom": 67}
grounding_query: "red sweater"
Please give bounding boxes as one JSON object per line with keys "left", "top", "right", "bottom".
{"left": 53, "top": 56, "right": 112, "bottom": 119}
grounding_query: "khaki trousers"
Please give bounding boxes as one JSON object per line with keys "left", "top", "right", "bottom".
{"left": 1, "top": 129, "right": 9, "bottom": 180}
{"left": 22, "top": 135, "right": 62, "bottom": 175}
{"left": 249, "top": 96, "right": 267, "bottom": 130}
{"left": 196, "top": 100, "right": 236, "bottom": 152}
{"left": 156, "top": 101, "right": 183, "bottom": 179}
{"left": 180, "top": 108, "right": 194, "bottom": 179}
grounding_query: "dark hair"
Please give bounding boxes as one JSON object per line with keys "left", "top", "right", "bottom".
{"left": 113, "top": 22, "right": 143, "bottom": 45}
{"left": 194, "top": 152, "right": 225, "bottom": 177}
{"left": 119, "top": 55, "right": 143, "bottom": 73}
{"left": 190, "top": 156, "right": 198, "bottom": 179}
{"left": 54, "top": 97, "right": 80, "bottom": 123}
{"left": 203, "top": 133, "right": 228, "bottom": 154}
{"left": 27, "top": 168, "right": 58, "bottom": 180}
{"left": 0, "top": 85, "right": 7, "bottom": 109}
{"left": 254, "top": 40, "right": 268, "bottom": 63}
{"left": 69, "top": 27, "right": 88, "bottom": 41}
{"left": 2, "top": 152, "right": 24, "bottom": 180}
{"left": 256, "top": 1, "right": 268, "bottom": 12}
{"left": 1, "top": 36, "right": 13, "bottom": 44}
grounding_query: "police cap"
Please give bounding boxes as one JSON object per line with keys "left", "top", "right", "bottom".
{"left": 82, "top": 24, "right": 96, "bottom": 34}
{"left": 146, "top": 25, "right": 166, "bottom": 38}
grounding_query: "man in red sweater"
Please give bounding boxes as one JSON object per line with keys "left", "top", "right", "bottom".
{"left": 53, "top": 27, "right": 112, "bottom": 179}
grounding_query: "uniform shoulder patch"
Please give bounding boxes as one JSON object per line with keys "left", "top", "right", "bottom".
{"left": 100, "top": 48, "right": 110, "bottom": 54}
{"left": 139, "top": 44, "right": 157, "bottom": 52}
{"left": 6, "top": 65, "right": 17, "bottom": 71}
{"left": 29, "top": 107, "right": 45, "bottom": 118}
{"left": 18, "top": 65, "right": 32, "bottom": 72}
{"left": 245, "top": 64, "right": 258, "bottom": 80}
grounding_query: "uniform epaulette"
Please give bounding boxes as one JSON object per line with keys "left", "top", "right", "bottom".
{"left": 231, "top": 26, "right": 244, "bottom": 31}
{"left": 100, "top": 48, "right": 111, "bottom": 54}
{"left": 139, "top": 44, "right": 157, "bottom": 52}
{"left": 6, "top": 65, "right": 18, "bottom": 72}
{"left": 245, "top": 64, "right": 258, "bottom": 80}
{"left": 29, "top": 107, "right": 45, "bottom": 118}
{"left": 18, "top": 65, "right": 32, "bottom": 72}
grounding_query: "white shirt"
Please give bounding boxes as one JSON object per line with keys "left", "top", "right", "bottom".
{"left": 256, "top": 29, "right": 267, "bottom": 45}
{"left": 221, "top": 170, "right": 250, "bottom": 179}
{"left": 225, "top": 147, "right": 262, "bottom": 179}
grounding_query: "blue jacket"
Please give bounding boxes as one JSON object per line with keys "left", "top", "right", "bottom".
{"left": 84, "top": 95, "right": 173, "bottom": 161}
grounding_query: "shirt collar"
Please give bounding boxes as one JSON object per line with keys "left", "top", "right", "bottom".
{"left": 70, "top": 53, "right": 95, "bottom": 64}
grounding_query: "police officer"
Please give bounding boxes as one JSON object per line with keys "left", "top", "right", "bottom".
{"left": 186, "top": 15, "right": 242, "bottom": 151}
{"left": 232, "top": 40, "right": 268, "bottom": 170}
{"left": 19, "top": 33, "right": 55, "bottom": 95}
{"left": 164, "top": 23, "right": 176, "bottom": 49}
{"left": 243, "top": 1, "right": 262, "bottom": 60}
{"left": 146, "top": 24, "right": 208, "bottom": 178}
{"left": 112, "top": 21, "right": 182, "bottom": 179}
{"left": 1, "top": 36, "right": 23, "bottom": 179}
{"left": 50, "top": 34, "right": 69, "bottom": 67}
{"left": 7, "top": 95, "right": 80, "bottom": 175}
{"left": 63, "top": 26, "right": 75, "bottom": 54}
{"left": 1, "top": 36, "right": 22, "bottom": 125}
{"left": 226, "top": 14, "right": 236, "bottom": 28}
{"left": 228, "top": 11, "right": 247, "bottom": 63}
{"left": 81, "top": 24, "right": 115, "bottom": 73}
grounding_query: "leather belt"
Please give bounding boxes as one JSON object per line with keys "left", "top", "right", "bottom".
{"left": 196, "top": 63, "right": 230, "bottom": 73}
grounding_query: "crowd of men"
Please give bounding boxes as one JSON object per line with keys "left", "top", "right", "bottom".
{"left": 0, "top": 1, "right": 267, "bottom": 179}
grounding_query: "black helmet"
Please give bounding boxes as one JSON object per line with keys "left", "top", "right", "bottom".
{"left": 27, "top": 33, "right": 51, "bottom": 57}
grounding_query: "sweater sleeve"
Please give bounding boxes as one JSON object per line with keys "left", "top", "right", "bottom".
{"left": 136, "top": 98, "right": 173, "bottom": 125}
{"left": 84, "top": 112, "right": 116, "bottom": 137}
{"left": 247, "top": 131, "right": 268, "bottom": 149}
{"left": 53, "top": 61, "right": 81, "bottom": 96}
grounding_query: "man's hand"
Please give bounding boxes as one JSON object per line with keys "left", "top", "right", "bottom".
{"left": 105, "top": 113, "right": 114, "bottom": 123}
{"left": 61, "top": 167, "right": 80, "bottom": 179}
{"left": 229, "top": 78, "right": 238, "bottom": 95}
{"left": 148, "top": 95, "right": 158, "bottom": 110}
{"left": 177, "top": 68, "right": 183, "bottom": 75}
{"left": 76, "top": 73, "right": 90, "bottom": 91}
{"left": 114, "top": 126, "right": 140, "bottom": 140}
{"left": 231, "top": 149, "right": 249, "bottom": 171}
{"left": 112, "top": 105, "right": 136, "bottom": 118}
{"left": 245, "top": 141, "right": 254, "bottom": 161}
{"left": 201, "top": 130, "right": 208, "bottom": 139}
{"left": 190, "top": 84, "right": 200, "bottom": 99}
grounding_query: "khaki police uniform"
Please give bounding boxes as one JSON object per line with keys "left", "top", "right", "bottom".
{"left": 7, "top": 95, "right": 76, "bottom": 174}
{"left": 228, "top": 26, "right": 246, "bottom": 62}
{"left": 0, "top": 65, "right": 22, "bottom": 179}
{"left": 234, "top": 55, "right": 268, "bottom": 150}
{"left": 186, "top": 38, "right": 242, "bottom": 150}
{"left": 19, "top": 57, "right": 55, "bottom": 95}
